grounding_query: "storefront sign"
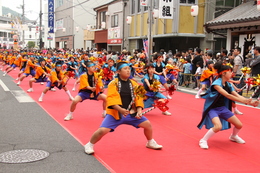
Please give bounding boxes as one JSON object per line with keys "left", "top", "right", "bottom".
{"left": 84, "top": 30, "right": 95, "bottom": 40}
{"left": 48, "top": 0, "right": 54, "bottom": 33}
{"left": 107, "top": 39, "right": 122, "bottom": 44}
{"left": 108, "top": 27, "right": 122, "bottom": 44}
{"left": 56, "top": 19, "right": 63, "bottom": 30}
{"left": 159, "top": 0, "right": 174, "bottom": 19}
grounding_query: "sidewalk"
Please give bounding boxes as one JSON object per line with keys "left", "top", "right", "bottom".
{"left": 0, "top": 72, "right": 109, "bottom": 173}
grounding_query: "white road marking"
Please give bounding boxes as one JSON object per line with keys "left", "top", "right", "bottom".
{"left": 0, "top": 79, "right": 10, "bottom": 91}
{"left": 10, "top": 90, "right": 35, "bottom": 103}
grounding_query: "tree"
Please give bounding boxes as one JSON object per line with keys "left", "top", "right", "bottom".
{"left": 27, "top": 41, "right": 35, "bottom": 48}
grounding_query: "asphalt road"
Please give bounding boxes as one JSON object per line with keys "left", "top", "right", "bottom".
{"left": 0, "top": 72, "right": 110, "bottom": 173}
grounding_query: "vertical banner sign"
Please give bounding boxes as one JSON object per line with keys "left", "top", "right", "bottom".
{"left": 159, "top": 0, "right": 174, "bottom": 19}
{"left": 143, "top": 39, "right": 148, "bottom": 58}
{"left": 140, "top": 0, "right": 148, "bottom": 6}
{"left": 48, "top": 0, "right": 54, "bottom": 33}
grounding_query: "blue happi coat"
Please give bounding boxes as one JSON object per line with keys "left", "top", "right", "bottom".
{"left": 197, "top": 78, "right": 235, "bottom": 130}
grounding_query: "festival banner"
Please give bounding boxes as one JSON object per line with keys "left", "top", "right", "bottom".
{"left": 48, "top": 0, "right": 54, "bottom": 33}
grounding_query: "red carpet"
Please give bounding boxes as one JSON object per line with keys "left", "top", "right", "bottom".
{"left": 6, "top": 70, "right": 260, "bottom": 173}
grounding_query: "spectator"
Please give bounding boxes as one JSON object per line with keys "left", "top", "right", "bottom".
{"left": 233, "top": 48, "right": 244, "bottom": 95}
{"left": 192, "top": 48, "right": 203, "bottom": 89}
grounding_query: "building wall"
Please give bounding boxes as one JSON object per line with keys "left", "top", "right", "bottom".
{"left": 55, "top": 0, "right": 74, "bottom": 49}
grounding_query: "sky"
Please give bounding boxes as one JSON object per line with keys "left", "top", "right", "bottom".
{"left": 2, "top": 0, "right": 45, "bottom": 21}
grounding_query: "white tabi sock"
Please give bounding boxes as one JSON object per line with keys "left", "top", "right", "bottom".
{"left": 201, "top": 128, "right": 216, "bottom": 141}
{"left": 231, "top": 127, "right": 240, "bottom": 137}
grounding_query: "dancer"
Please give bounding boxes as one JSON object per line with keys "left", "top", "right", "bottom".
{"left": 153, "top": 53, "right": 170, "bottom": 94}
{"left": 197, "top": 61, "right": 259, "bottom": 149}
{"left": 142, "top": 64, "right": 172, "bottom": 115}
{"left": 38, "top": 62, "right": 74, "bottom": 102}
{"left": 195, "top": 60, "right": 215, "bottom": 98}
{"left": 102, "top": 58, "right": 116, "bottom": 87}
{"left": 27, "top": 58, "right": 51, "bottom": 92}
{"left": 64, "top": 61, "right": 107, "bottom": 120}
{"left": 84, "top": 62, "right": 162, "bottom": 154}
{"left": 17, "top": 55, "right": 37, "bottom": 86}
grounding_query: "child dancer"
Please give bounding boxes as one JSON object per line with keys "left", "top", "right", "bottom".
{"left": 27, "top": 58, "right": 51, "bottom": 92}
{"left": 64, "top": 62, "right": 107, "bottom": 120}
{"left": 84, "top": 62, "right": 162, "bottom": 155}
{"left": 195, "top": 61, "right": 215, "bottom": 98}
{"left": 17, "top": 55, "right": 37, "bottom": 86}
{"left": 38, "top": 62, "right": 74, "bottom": 102}
{"left": 102, "top": 58, "right": 116, "bottom": 87}
{"left": 142, "top": 64, "right": 172, "bottom": 115}
{"left": 197, "top": 61, "right": 259, "bottom": 149}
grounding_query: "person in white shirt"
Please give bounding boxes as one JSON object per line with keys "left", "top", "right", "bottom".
{"left": 194, "top": 62, "right": 202, "bottom": 90}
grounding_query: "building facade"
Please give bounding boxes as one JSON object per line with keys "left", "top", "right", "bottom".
{"left": 205, "top": 0, "right": 260, "bottom": 57}
{"left": 128, "top": 0, "right": 208, "bottom": 53}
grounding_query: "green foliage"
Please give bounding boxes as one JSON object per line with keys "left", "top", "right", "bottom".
{"left": 27, "top": 41, "right": 35, "bottom": 48}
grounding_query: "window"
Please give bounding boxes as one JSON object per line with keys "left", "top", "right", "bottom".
{"left": 29, "top": 35, "right": 32, "bottom": 39}
{"left": 55, "top": 0, "right": 63, "bottom": 8}
{"left": 216, "top": 0, "right": 241, "bottom": 7}
{"left": 131, "top": 0, "right": 135, "bottom": 14}
{"left": 180, "top": 0, "right": 195, "bottom": 4}
{"left": 144, "top": 6, "right": 148, "bottom": 11}
{"left": 111, "top": 14, "right": 119, "bottom": 27}
{"left": 137, "top": 0, "right": 141, "bottom": 13}
{"left": 101, "top": 11, "right": 106, "bottom": 22}
{"left": 29, "top": 27, "right": 31, "bottom": 32}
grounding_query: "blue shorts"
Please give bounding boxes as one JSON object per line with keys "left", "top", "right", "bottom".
{"left": 166, "top": 73, "right": 176, "bottom": 81}
{"left": 24, "top": 70, "right": 36, "bottom": 77}
{"left": 200, "top": 79, "right": 210, "bottom": 86}
{"left": 46, "top": 81, "right": 63, "bottom": 89}
{"left": 35, "top": 77, "right": 48, "bottom": 83}
{"left": 208, "top": 106, "right": 234, "bottom": 120}
{"left": 78, "top": 91, "right": 99, "bottom": 101}
{"left": 100, "top": 114, "right": 148, "bottom": 132}
{"left": 196, "top": 76, "right": 201, "bottom": 80}
{"left": 159, "top": 75, "right": 166, "bottom": 85}
{"left": 11, "top": 64, "right": 17, "bottom": 68}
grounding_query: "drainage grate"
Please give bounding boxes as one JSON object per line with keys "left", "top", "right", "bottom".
{"left": 0, "top": 149, "right": 49, "bottom": 164}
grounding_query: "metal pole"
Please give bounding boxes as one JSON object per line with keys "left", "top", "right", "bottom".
{"left": 22, "top": 0, "right": 25, "bottom": 48}
{"left": 147, "top": 0, "right": 153, "bottom": 64}
{"left": 39, "top": 0, "right": 43, "bottom": 49}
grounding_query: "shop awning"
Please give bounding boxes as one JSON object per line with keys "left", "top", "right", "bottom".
{"left": 205, "top": 1, "right": 260, "bottom": 32}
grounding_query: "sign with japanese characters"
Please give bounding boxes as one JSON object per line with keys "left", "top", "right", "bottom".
{"left": 159, "top": 0, "right": 174, "bottom": 19}
{"left": 48, "top": 0, "right": 54, "bottom": 33}
{"left": 56, "top": 19, "right": 63, "bottom": 30}
{"left": 140, "top": 0, "right": 148, "bottom": 6}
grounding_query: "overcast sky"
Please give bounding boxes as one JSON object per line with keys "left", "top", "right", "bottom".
{"left": 2, "top": 0, "right": 45, "bottom": 20}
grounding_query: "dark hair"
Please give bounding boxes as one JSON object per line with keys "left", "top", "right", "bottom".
{"left": 207, "top": 53, "right": 213, "bottom": 57}
{"left": 145, "top": 63, "right": 155, "bottom": 69}
{"left": 214, "top": 61, "right": 232, "bottom": 76}
{"left": 255, "top": 46, "right": 260, "bottom": 53}
{"left": 55, "top": 62, "right": 62, "bottom": 67}
{"left": 116, "top": 61, "right": 128, "bottom": 70}
{"left": 222, "top": 49, "right": 228, "bottom": 56}
{"left": 235, "top": 48, "right": 241, "bottom": 53}
{"left": 196, "top": 48, "right": 201, "bottom": 54}
{"left": 153, "top": 53, "right": 162, "bottom": 61}
{"left": 196, "top": 61, "right": 201, "bottom": 67}
{"left": 86, "top": 61, "right": 94, "bottom": 67}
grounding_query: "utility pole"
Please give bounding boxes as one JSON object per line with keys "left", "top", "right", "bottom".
{"left": 39, "top": 0, "right": 43, "bottom": 49}
{"left": 147, "top": 0, "right": 153, "bottom": 64}
{"left": 22, "top": 0, "right": 25, "bottom": 48}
